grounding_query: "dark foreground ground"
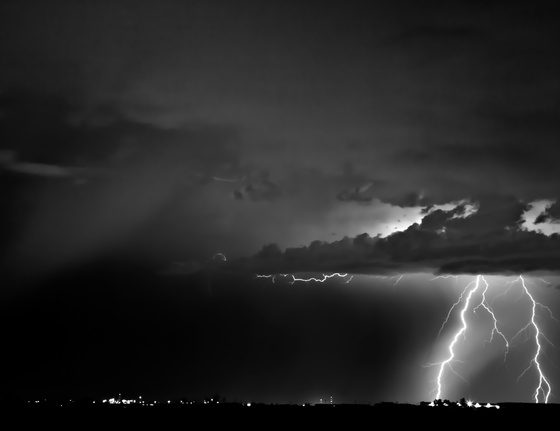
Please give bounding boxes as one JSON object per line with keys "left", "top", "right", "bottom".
{"left": 3, "top": 402, "right": 559, "bottom": 427}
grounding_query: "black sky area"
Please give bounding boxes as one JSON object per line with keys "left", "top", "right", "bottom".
{"left": 1, "top": 0, "right": 560, "bottom": 405}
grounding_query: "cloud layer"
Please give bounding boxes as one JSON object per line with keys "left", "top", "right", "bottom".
{"left": 230, "top": 196, "right": 560, "bottom": 276}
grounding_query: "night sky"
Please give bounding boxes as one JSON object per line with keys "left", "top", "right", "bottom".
{"left": 1, "top": 0, "right": 560, "bottom": 405}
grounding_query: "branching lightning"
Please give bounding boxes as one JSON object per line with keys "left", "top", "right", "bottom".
{"left": 435, "top": 278, "right": 477, "bottom": 339}
{"left": 429, "top": 274, "right": 556, "bottom": 404}
{"left": 430, "top": 275, "right": 482, "bottom": 401}
{"left": 473, "top": 277, "right": 509, "bottom": 357}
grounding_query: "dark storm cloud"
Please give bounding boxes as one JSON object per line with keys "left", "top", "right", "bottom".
{"left": 436, "top": 255, "right": 560, "bottom": 276}
{"left": 1, "top": 0, "right": 560, "bottom": 278}
{"left": 0, "top": 149, "right": 105, "bottom": 180}
{"left": 337, "top": 183, "right": 427, "bottom": 208}
{"left": 0, "top": 89, "right": 258, "bottom": 277}
{"left": 228, "top": 195, "right": 560, "bottom": 276}
{"left": 0, "top": 89, "right": 244, "bottom": 173}
{"left": 335, "top": 173, "right": 429, "bottom": 208}
{"left": 233, "top": 179, "right": 281, "bottom": 202}
{"left": 336, "top": 182, "right": 376, "bottom": 203}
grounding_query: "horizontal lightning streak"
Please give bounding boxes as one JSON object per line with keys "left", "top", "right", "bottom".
{"left": 254, "top": 273, "right": 353, "bottom": 285}
{"left": 290, "top": 273, "right": 350, "bottom": 284}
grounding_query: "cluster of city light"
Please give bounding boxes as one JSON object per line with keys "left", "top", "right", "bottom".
{"left": 427, "top": 399, "right": 500, "bottom": 409}
{"left": 27, "top": 396, "right": 230, "bottom": 407}
{"left": 102, "top": 395, "right": 148, "bottom": 405}
{"left": 100, "top": 396, "right": 204, "bottom": 406}
{"left": 103, "top": 398, "right": 137, "bottom": 405}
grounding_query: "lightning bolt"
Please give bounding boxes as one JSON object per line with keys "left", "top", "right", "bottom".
{"left": 490, "top": 278, "right": 520, "bottom": 307}
{"left": 430, "top": 275, "right": 483, "bottom": 401}
{"left": 256, "top": 272, "right": 399, "bottom": 287}
{"left": 473, "top": 276, "right": 509, "bottom": 357}
{"left": 429, "top": 274, "right": 555, "bottom": 404}
{"left": 512, "top": 275, "right": 553, "bottom": 403}
{"left": 289, "top": 273, "right": 352, "bottom": 284}
{"left": 254, "top": 273, "right": 353, "bottom": 285}
{"left": 435, "top": 278, "right": 476, "bottom": 339}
